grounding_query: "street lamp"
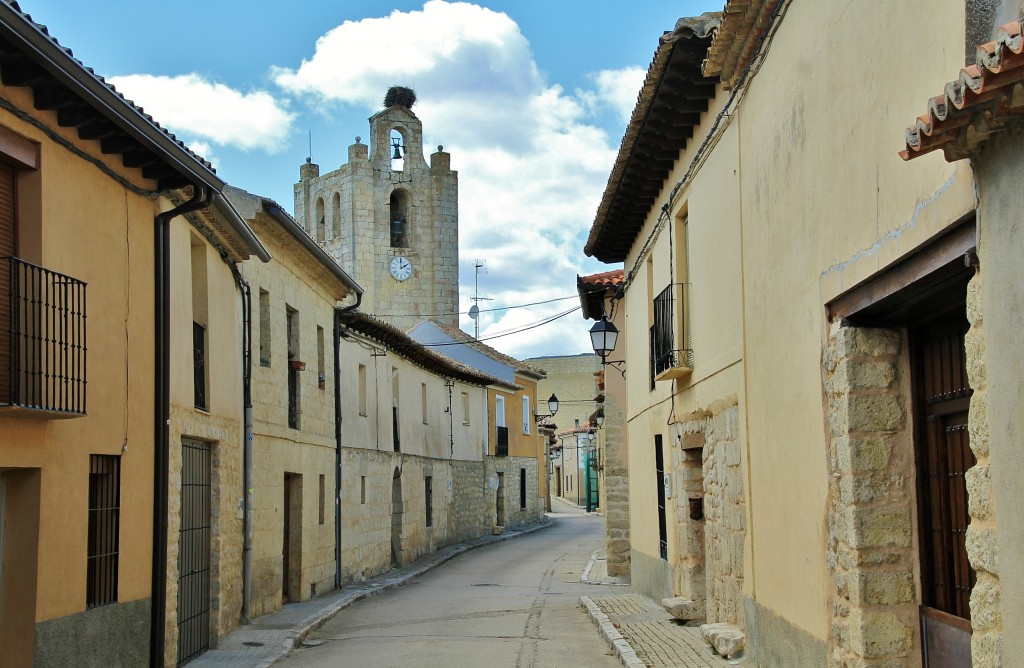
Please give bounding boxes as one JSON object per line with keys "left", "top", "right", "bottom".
{"left": 594, "top": 409, "right": 605, "bottom": 427}
{"left": 589, "top": 317, "right": 619, "bottom": 361}
{"left": 535, "top": 393, "right": 559, "bottom": 421}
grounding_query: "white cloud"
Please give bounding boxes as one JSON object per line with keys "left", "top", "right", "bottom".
{"left": 275, "top": 1, "right": 631, "bottom": 357}
{"left": 185, "top": 140, "right": 218, "bottom": 170}
{"left": 591, "top": 66, "right": 646, "bottom": 124}
{"left": 109, "top": 74, "right": 296, "bottom": 153}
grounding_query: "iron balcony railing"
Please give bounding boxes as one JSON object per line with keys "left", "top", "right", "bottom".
{"left": 495, "top": 426, "right": 509, "bottom": 457}
{"left": 0, "top": 256, "right": 86, "bottom": 415}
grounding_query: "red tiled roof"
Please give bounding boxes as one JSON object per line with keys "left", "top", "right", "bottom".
{"left": 577, "top": 270, "right": 624, "bottom": 321}
{"left": 578, "top": 269, "right": 625, "bottom": 287}
{"left": 901, "top": 21, "right": 1024, "bottom": 162}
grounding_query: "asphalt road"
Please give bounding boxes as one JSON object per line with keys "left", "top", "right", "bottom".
{"left": 279, "top": 500, "right": 623, "bottom": 668}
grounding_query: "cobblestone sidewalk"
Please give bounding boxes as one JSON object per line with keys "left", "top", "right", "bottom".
{"left": 188, "top": 518, "right": 552, "bottom": 668}
{"left": 580, "top": 594, "right": 757, "bottom": 668}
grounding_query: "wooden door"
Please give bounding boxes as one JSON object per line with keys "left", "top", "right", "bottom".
{"left": 914, "top": 316, "right": 974, "bottom": 666}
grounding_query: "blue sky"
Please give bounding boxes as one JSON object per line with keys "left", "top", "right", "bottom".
{"left": 25, "top": 0, "right": 718, "bottom": 358}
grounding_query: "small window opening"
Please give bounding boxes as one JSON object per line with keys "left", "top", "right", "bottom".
{"left": 389, "top": 189, "right": 410, "bottom": 248}
{"left": 390, "top": 128, "right": 405, "bottom": 172}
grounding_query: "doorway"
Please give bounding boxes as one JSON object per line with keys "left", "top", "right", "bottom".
{"left": 913, "top": 312, "right": 974, "bottom": 666}
{"left": 391, "top": 469, "right": 403, "bottom": 566}
{"left": 178, "top": 439, "right": 211, "bottom": 665}
{"left": 0, "top": 469, "right": 39, "bottom": 665}
{"left": 282, "top": 473, "right": 302, "bottom": 603}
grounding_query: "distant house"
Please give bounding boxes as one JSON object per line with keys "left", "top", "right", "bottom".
{"left": 408, "top": 319, "right": 547, "bottom": 528}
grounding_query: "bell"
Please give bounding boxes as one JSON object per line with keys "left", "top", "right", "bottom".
{"left": 392, "top": 143, "right": 402, "bottom": 160}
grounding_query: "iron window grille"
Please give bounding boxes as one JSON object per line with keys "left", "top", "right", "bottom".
{"left": 425, "top": 476, "right": 433, "bottom": 527}
{"left": 0, "top": 257, "right": 87, "bottom": 415}
{"left": 495, "top": 426, "right": 509, "bottom": 457}
{"left": 193, "top": 322, "right": 206, "bottom": 410}
{"left": 651, "top": 283, "right": 693, "bottom": 382}
{"left": 87, "top": 454, "right": 120, "bottom": 608}
{"left": 392, "top": 406, "right": 401, "bottom": 452}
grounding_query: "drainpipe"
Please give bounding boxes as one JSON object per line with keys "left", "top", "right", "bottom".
{"left": 333, "top": 293, "right": 362, "bottom": 588}
{"left": 231, "top": 268, "right": 254, "bottom": 624}
{"left": 152, "top": 185, "right": 211, "bottom": 668}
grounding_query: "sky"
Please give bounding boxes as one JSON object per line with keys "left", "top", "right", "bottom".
{"left": 24, "top": 0, "right": 719, "bottom": 359}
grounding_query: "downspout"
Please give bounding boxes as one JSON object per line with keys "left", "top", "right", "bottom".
{"left": 333, "top": 292, "right": 362, "bottom": 588}
{"left": 152, "top": 185, "right": 211, "bottom": 668}
{"left": 231, "top": 267, "right": 254, "bottom": 624}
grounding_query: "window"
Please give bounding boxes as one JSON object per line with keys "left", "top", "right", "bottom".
{"left": 461, "top": 392, "right": 470, "bottom": 425}
{"left": 191, "top": 236, "right": 209, "bottom": 410}
{"left": 655, "top": 435, "right": 667, "bottom": 560}
{"left": 495, "top": 395, "right": 507, "bottom": 456}
{"left": 87, "top": 455, "right": 120, "bottom": 608}
{"left": 318, "top": 474, "right": 325, "bottom": 525}
{"left": 360, "top": 476, "right": 366, "bottom": 504}
{"left": 259, "top": 289, "right": 270, "bottom": 367}
{"left": 651, "top": 216, "right": 692, "bottom": 383}
{"left": 358, "top": 364, "right": 367, "bottom": 416}
{"left": 519, "top": 468, "right": 527, "bottom": 510}
{"left": 287, "top": 306, "right": 300, "bottom": 429}
{"left": 421, "top": 383, "right": 428, "bottom": 424}
{"left": 391, "top": 367, "right": 400, "bottom": 452}
{"left": 424, "top": 476, "right": 433, "bottom": 527}
{"left": 315, "top": 196, "right": 325, "bottom": 242}
{"left": 522, "top": 395, "right": 530, "bottom": 435}
{"left": 332, "top": 192, "right": 341, "bottom": 238}
{"left": 317, "top": 326, "right": 325, "bottom": 391}
{"left": 389, "top": 188, "right": 409, "bottom": 247}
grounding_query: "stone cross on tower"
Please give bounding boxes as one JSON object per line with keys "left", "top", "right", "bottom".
{"left": 294, "top": 86, "right": 460, "bottom": 331}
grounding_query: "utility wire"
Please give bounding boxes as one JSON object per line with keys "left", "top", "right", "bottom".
{"left": 392, "top": 306, "right": 581, "bottom": 347}
{"left": 411, "top": 293, "right": 582, "bottom": 318}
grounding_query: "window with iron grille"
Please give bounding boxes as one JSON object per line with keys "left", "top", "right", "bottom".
{"left": 652, "top": 285, "right": 674, "bottom": 376}
{"left": 519, "top": 468, "right": 527, "bottom": 509}
{"left": 87, "top": 455, "right": 120, "bottom": 608}
{"left": 424, "top": 476, "right": 433, "bottom": 527}
{"left": 495, "top": 426, "right": 509, "bottom": 457}
{"left": 655, "top": 436, "right": 667, "bottom": 560}
{"left": 193, "top": 322, "right": 207, "bottom": 410}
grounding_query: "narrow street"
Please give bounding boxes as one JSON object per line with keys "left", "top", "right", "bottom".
{"left": 279, "top": 501, "right": 622, "bottom": 668}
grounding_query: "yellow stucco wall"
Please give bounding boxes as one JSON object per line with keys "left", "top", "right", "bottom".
{"left": 615, "top": 0, "right": 974, "bottom": 644}
{"left": 0, "top": 83, "right": 158, "bottom": 630}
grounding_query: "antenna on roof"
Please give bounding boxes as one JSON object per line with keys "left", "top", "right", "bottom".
{"left": 308, "top": 131, "right": 312, "bottom": 163}
{"left": 468, "top": 259, "right": 492, "bottom": 340}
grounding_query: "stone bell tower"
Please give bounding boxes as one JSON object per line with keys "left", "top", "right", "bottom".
{"left": 294, "top": 86, "right": 459, "bottom": 331}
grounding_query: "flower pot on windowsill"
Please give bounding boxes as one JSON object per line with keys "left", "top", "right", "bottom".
{"left": 290, "top": 360, "right": 306, "bottom": 371}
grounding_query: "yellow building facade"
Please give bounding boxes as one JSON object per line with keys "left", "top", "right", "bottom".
{"left": 0, "top": 6, "right": 268, "bottom": 667}
{"left": 585, "top": 3, "right": 998, "bottom": 665}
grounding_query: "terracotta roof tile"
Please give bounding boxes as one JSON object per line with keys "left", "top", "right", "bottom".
{"left": 703, "top": 0, "right": 781, "bottom": 89}
{"left": 902, "top": 20, "right": 1024, "bottom": 161}
{"left": 578, "top": 269, "right": 625, "bottom": 287}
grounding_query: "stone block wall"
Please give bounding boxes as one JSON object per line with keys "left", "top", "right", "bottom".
{"left": 339, "top": 449, "right": 494, "bottom": 585}
{"left": 603, "top": 392, "right": 630, "bottom": 577}
{"left": 823, "top": 325, "right": 919, "bottom": 667}
{"left": 964, "top": 273, "right": 1002, "bottom": 667}
{"left": 485, "top": 455, "right": 544, "bottom": 528}
{"left": 672, "top": 446, "right": 706, "bottom": 615}
{"left": 699, "top": 404, "right": 745, "bottom": 629}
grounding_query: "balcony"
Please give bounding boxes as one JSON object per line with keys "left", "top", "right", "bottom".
{"left": 495, "top": 426, "right": 508, "bottom": 457}
{"left": 651, "top": 283, "right": 692, "bottom": 383}
{"left": 0, "top": 257, "right": 87, "bottom": 417}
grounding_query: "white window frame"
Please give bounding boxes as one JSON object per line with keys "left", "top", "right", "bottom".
{"left": 495, "top": 395, "right": 506, "bottom": 428}
{"left": 522, "top": 395, "right": 530, "bottom": 435}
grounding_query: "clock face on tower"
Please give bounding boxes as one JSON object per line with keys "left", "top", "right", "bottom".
{"left": 389, "top": 255, "right": 413, "bottom": 281}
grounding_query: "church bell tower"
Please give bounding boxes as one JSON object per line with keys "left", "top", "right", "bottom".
{"left": 294, "top": 86, "right": 459, "bottom": 331}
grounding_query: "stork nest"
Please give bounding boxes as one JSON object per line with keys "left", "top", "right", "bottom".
{"left": 384, "top": 86, "right": 417, "bottom": 109}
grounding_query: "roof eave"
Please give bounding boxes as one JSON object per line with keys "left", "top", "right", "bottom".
{"left": 0, "top": 2, "right": 223, "bottom": 190}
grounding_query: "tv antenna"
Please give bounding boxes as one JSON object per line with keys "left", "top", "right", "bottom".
{"left": 468, "top": 259, "right": 492, "bottom": 340}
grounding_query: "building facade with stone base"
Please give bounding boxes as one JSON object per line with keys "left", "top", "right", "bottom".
{"left": 583, "top": 3, "right": 1014, "bottom": 666}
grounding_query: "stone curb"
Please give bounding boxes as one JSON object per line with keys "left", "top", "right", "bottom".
{"left": 241, "top": 517, "right": 554, "bottom": 668}
{"left": 579, "top": 595, "right": 648, "bottom": 668}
